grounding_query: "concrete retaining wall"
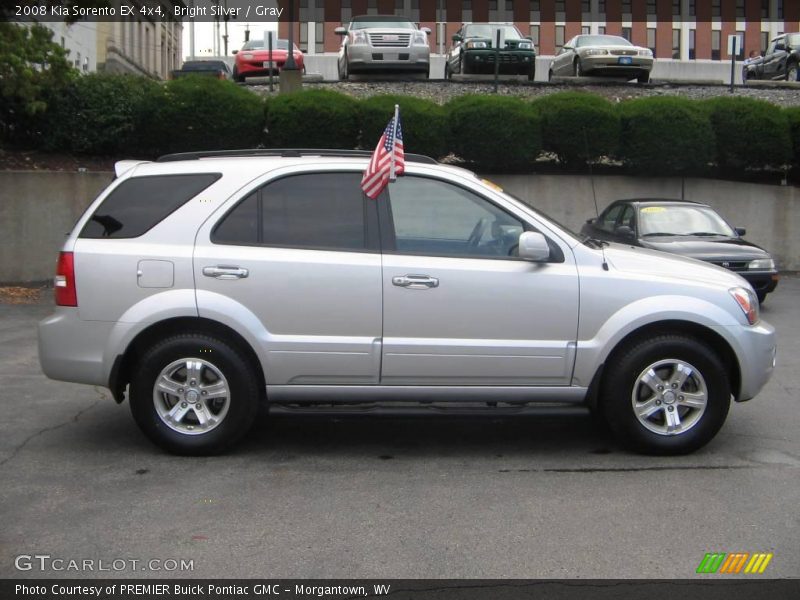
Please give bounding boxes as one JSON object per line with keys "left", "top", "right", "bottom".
{"left": 0, "top": 171, "right": 797, "bottom": 282}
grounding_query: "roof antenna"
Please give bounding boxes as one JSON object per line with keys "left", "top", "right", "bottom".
{"left": 583, "top": 127, "right": 609, "bottom": 271}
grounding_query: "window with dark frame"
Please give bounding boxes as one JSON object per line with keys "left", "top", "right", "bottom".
{"left": 647, "top": 28, "right": 656, "bottom": 55}
{"left": 646, "top": 0, "right": 656, "bottom": 17}
{"left": 711, "top": 30, "right": 721, "bottom": 60}
{"left": 622, "top": 27, "right": 632, "bottom": 42}
{"left": 672, "top": 0, "right": 681, "bottom": 16}
{"left": 672, "top": 29, "right": 681, "bottom": 60}
{"left": 689, "top": 29, "right": 696, "bottom": 60}
{"left": 712, "top": 0, "right": 721, "bottom": 18}
{"left": 736, "top": 30, "right": 745, "bottom": 59}
{"left": 689, "top": 0, "right": 696, "bottom": 17}
{"left": 622, "top": 0, "right": 632, "bottom": 14}
{"left": 556, "top": 25, "right": 565, "bottom": 50}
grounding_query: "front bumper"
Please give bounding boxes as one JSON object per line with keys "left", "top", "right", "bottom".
{"left": 347, "top": 44, "right": 430, "bottom": 71}
{"left": 739, "top": 270, "right": 780, "bottom": 297}
{"left": 580, "top": 55, "right": 653, "bottom": 75}
{"left": 463, "top": 49, "right": 536, "bottom": 74}
{"left": 725, "top": 320, "right": 776, "bottom": 401}
{"left": 237, "top": 59, "right": 303, "bottom": 76}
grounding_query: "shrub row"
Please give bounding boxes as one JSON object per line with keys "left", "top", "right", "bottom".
{"left": 17, "top": 74, "right": 799, "bottom": 176}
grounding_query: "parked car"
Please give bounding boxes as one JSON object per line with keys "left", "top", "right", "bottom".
{"left": 744, "top": 33, "right": 800, "bottom": 81}
{"left": 170, "top": 60, "right": 232, "bottom": 81}
{"left": 445, "top": 23, "right": 536, "bottom": 80}
{"left": 335, "top": 15, "right": 431, "bottom": 79}
{"left": 38, "top": 150, "right": 775, "bottom": 457}
{"left": 581, "top": 199, "right": 779, "bottom": 303}
{"left": 548, "top": 34, "right": 653, "bottom": 83}
{"left": 232, "top": 39, "right": 305, "bottom": 82}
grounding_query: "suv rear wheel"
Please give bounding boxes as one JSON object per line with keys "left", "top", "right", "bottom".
{"left": 130, "top": 333, "right": 260, "bottom": 455}
{"left": 602, "top": 335, "right": 730, "bottom": 455}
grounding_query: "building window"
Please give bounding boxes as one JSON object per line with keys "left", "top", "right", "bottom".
{"left": 672, "top": 29, "right": 680, "bottom": 59}
{"left": 761, "top": 0, "right": 769, "bottom": 18}
{"left": 735, "top": 31, "right": 745, "bottom": 58}
{"left": 367, "top": 0, "right": 377, "bottom": 16}
{"left": 622, "top": 27, "right": 632, "bottom": 42}
{"left": 672, "top": 0, "right": 681, "bottom": 16}
{"left": 622, "top": 0, "right": 632, "bottom": 14}
{"left": 555, "top": 25, "right": 565, "bottom": 51}
{"left": 315, "top": 22, "right": 324, "bottom": 53}
{"left": 299, "top": 22, "right": 308, "bottom": 50}
{"left": 712, "top": 0, "right": 721, "bottom": 18}
{"left": 599, "top": 1, "right": 606, "bottom": 14}
{"left": 689, "top": 0, "right": 696, "bottom": 17}
{"left": 647, "top": 28, "right": 656, "bottom": 54}
{"left": 711, "top": 30, "right": 721, "bottom": 60}
{"left": 778, "top": 0, "right": 784, "bottom": 19}
{"left": 555, "top": 0, "right": 565, "bottom": 13}
{"left": 761, "top": 31, "right": 769, "bottom": 55}
{"left": 582, "top": 0, "right": 590, "bottom": 13}
{"left": 581, "top": 26, "right": 590, "bottom": 35}
{"left": 646, "top": 0, "right": 656, "bottom": 18}
{"left": 529, "top": 0, "right": 539, "bottom": 15}
{"left": 689, "top": 29, "right": 695, "bottom": 59}
{"left": 395, "top": 0, "right": 403, "bottom": 13}
{"left": 736, "top": 0, "right": 745, "bottom": 18}
{"left": 529, "top": 24, "right": 540, "bottom": 49}
{"left": 598, "top": 26, "right": 606, "bottom": 35}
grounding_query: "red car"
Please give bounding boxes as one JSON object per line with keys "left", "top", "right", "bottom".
{"left": 232, "top": 39, "right": 305, "bottom": 82}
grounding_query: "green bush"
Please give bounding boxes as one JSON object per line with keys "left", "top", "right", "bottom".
{"left": 445, "top": 95, "right": 541, "bottom": 172}
{"left": 534, "top": 92, "right": 619, "bottom": 166}
{"left": 703, "top": 96, "right": 791, "bottom": 171}
{"left": 44, "top": 74, "right": 156, "bottom": 155}
{"left": 136, "top": 76, "right": 265, "bottom": 157}
{"left": 786, "top": 107, "right": 800, "bottom": 170}
{"left": 360, "top": 94, "right": 446, "bottom": 159}
{"left": 618, "top": 97, "right": 715, "bottom": 174}
{"left": 265, "top": 89, "right": 359, "bottom": 149}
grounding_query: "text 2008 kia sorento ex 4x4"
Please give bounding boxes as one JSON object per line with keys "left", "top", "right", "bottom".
{"left": 38, "top": 150, "right": 776, "bottom": 456}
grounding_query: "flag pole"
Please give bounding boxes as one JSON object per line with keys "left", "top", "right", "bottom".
{"left": 389, "top": 104, "right": 399, "bottom": 182}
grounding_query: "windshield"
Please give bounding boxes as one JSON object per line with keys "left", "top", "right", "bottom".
{"left": 242, "top": 39, "right": 290, "bottom": 50}
{"left": 351, "top": 18, "right": 417, "bottom": 30}
{"left": 465, "top": 25, "right": 523, "bottom": 40}
{"left": 787, "top": 33, "right": 800, "bottom": 47}
{"left": 576, "top": 35, "right": 633, "bottom": 47}
{"left": 638, "top": 205, "right": 736, "bottom": 237}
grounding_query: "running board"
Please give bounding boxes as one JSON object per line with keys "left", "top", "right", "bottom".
{"left": 268, "top": 403, "right": 590, "bottom": 418}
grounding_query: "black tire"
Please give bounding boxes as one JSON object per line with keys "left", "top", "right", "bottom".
{"left": 461, "top": 54, "right": 470, "bottom": 75}
{"left": 637, "top": 71, "right": 650, "bottom": 84}
{"left": 233, "top": 68, "right": 245, "bottom": 83}
{"left": 601, "top": 334, "right": 731, "bottom": 455}
{"left": 787, "top": 62, "right": 799, "bottom": 82}
{"left": 445, "top": 62, "right": 451, "bottom": 80}
{"left": 574, "top": 59, "right": 583, "bottom": 77}
{"left": 526, "top": 63, "right": 535, "bottom": 81}
{"left": 548, "top": 69, "right": 554, "bottom": 82}
{"left": 130, "top": 333, "right": 260, "bottom": 456}
{"left": 756, "top": 291, "right": 767, "bottom": 305}
{"left": 339, "top": 58, "right": 349, "bottom": 80}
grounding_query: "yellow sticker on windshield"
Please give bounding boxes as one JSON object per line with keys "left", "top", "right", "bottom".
{"left": 481, "top": 179, "right": 504, "bottom": 193}
{"left": 641, "top": 206, "right": 666, "bottom": 213}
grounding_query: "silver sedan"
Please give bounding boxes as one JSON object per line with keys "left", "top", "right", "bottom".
{"left": 549, "top": 34, "right": 654, "bottom": 83}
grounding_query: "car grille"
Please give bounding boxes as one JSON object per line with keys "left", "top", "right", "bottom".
{"left": 610, "top": 49, "right": 637, "bottom": 56}
{"left": 709, "top": 260, "right": 749, "bottom": 272}
{"left": 368, "top": 33, "right": 411, "bottom": 47}
{"left": 483, "top": 54, "right": 523, "bottom": 63}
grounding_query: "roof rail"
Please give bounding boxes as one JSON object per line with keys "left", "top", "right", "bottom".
{"left": 156, "top": 148, "right": 438, "bottom": 165}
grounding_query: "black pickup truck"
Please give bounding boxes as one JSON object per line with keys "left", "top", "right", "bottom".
{"left": 744, "top": 33, "right": 800, "bottom": 82}
{"left": 170, "top": 60, "right": 232, "bottom": 81}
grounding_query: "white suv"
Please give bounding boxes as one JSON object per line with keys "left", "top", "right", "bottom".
{"left": 38, "top": 149, "right": 776, "bottom": 456}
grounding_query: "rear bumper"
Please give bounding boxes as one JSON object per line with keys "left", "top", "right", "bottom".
{"left": 38, "top": 308, "right": 115, "bottom": 387}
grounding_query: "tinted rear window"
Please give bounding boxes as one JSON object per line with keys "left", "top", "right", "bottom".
{"left": 80, "top": 174, "right": 220, "bottom": 239}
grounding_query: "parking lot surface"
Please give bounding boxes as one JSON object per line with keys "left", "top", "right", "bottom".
{"left": 1, "top": 279, "right": 798, "bottom": 579}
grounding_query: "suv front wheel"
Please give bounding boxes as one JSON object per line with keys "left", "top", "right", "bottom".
{"left": 130, "top": 333, "right": 260, "bottom": 455}
{"left": 602, "top": 335, "right": 731, "bottom": 455}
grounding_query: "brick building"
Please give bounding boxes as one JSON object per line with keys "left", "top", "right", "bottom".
{"left": 278, "top": 0, "right": 799, "bottom": 60}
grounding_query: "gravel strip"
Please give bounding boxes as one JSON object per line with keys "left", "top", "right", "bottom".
{"left": 250, "top": 80, "right": 800, "bottom": 107}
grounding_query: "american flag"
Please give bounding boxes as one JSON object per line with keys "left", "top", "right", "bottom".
{"left": 361, "top": 105, "right": 405, "bottom": 200}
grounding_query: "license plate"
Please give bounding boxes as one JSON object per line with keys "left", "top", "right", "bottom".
{"left": 383, "top": 35, "right": 399, "bottom": 41}
{"left": 383, "top": 53, "right": 398, "bottom": 61}
{"left": 262, "top": 61, "right": 274, "bottom": 68}
{"left": 618, "top": 56, "right": 633, "bottom": 65}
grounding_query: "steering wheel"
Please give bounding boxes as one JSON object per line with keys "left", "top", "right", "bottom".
{"left": 467, "top": 218, "right": 490, "bottom": 248}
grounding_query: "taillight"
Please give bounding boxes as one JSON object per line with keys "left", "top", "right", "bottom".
{"left": 54, "top": 251, "right": 77, "bottom": 307}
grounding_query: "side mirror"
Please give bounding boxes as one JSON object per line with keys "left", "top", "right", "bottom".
{"left": 421, "top": 27, "right": 432, "bottom": 35}
{"left": 518, "top": 232, "right": 551, "bottom": 262}
{"left": 586, "top": 217, "right": 595, "bottom": 224}
{"left": 232, "top": 50, "right": 238, "bottom": 55}
{"left": 735, "top": 227, "right": 746, "bottom": 236}
{"left": 615, "top": 225, "right": 636, "bottom": 239}
{"left": 452, "top": 34, "right": 462, "bottom": 42}
{"left": 334, "top": 26, "right": 347, "bottom": 36}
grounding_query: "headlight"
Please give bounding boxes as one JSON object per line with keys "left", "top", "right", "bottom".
{"left": 243, "top": 53, "right": 254, "bottom": 60}
{"left": 412, "top": 31, "right": 428, "bottom": 46}
{"left": 748, "top": 258, "right": 775, "bottom": 270}
{"left": 582, "top": 48, "right": 609, "bottom": 56}
{"left": 729, "top": 287, "right": 759, "bottom": 324}
{"left": 517, "top": 41, "right": 533, "bottom": 50}
{"left": 466, "top": 41, "right": 488, "bottom": 49}
{"left": 638, "top": 48, "right": 653, "bottom": 56}
{"left": 351, "top": 31, "right": 367, "bottom": 45}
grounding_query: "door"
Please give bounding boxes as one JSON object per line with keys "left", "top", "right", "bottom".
{"left": 763, "top": 38, "right": 785, "bottom": 78}
{"left": 380, "top": 175, "right": 579, "bottom": 386}
{"left": 194, "top": 171, "right": 383, "bottom": 385}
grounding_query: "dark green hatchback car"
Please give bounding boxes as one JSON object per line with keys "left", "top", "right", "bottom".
{"left": 445, "top": 23, "right": 536, "bottom": 80}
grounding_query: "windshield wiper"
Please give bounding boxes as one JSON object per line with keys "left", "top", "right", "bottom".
{"left": 641, "top": 232, "right": 681, "bottom": 237}
{"left": 582, "top": 236, "right": 609, "bottom": 248}
{"left": 687, "top": 232, "right": 725, "bottom": 237}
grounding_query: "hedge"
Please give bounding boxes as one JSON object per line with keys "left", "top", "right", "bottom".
{"left": 136, "top": 76, "right": 265, "bottom": 157}
{"left": 445, "top": 95, "right": 541, "bottom": 171}
{"left": 618, "top": 97, "right": 716, "bottom": 174}
{"left": 265, "top": 89, "right": 360, "bottom": 149}
{"left": 534, "top": 92, "right": 619, "bottom": 166}
{"left": 44, "top": 74, "right": 158, "bottom": 155}
{"left": 360, "top": 94, "right": 446, "bottom": 159}
{"left": 703, "top": 97, "right": 791, "bottom": 171}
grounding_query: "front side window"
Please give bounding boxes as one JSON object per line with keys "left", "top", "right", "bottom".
{"left": 600, "top": 204, "right": 624, "bottom": 232}
{"left": 213, "top": 172, "right": 366, "bottom": 251}
{"left": 388, "top": 177, "right": 525, "bottom": 259}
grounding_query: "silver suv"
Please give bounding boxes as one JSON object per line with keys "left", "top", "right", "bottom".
{"left": 335, "top": 15, "right": 431, "bottom": 79}
{"left": 38, "top": 150, "right": 776, "bottom": 456}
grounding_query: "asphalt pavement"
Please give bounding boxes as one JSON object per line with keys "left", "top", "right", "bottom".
{"left": 1, "top": 279, "right": 798, "bottom": 579}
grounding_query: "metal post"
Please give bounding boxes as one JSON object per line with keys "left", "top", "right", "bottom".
{"left": 494, "top": 29, "right": 500, "bottom": 93}
{"left": 189, "top": 0, "right": 195, "bottom": 59}
{"left": 730, "top": 42, "right": 736, "bottom": 93}
{"left": 285, "top": 0, "right": 298, "bottom": 70}
{"left": 268, "top": 31, "right": 274, "bottom": 92}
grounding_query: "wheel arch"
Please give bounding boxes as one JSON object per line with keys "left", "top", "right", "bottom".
{"left": 109, "top": 317, "right": 265, "bottom": 404}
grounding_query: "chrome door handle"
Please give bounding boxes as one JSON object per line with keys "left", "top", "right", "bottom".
{"left": 202, "top": 266, "right": 249, "bottom": 280}
{"left": 392, "top": 274, "right": 439, "bottom": 289}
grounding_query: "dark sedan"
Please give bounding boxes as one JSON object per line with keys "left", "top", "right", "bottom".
{"left": 581, "top": 200, "right": 779, "bottom": 303}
